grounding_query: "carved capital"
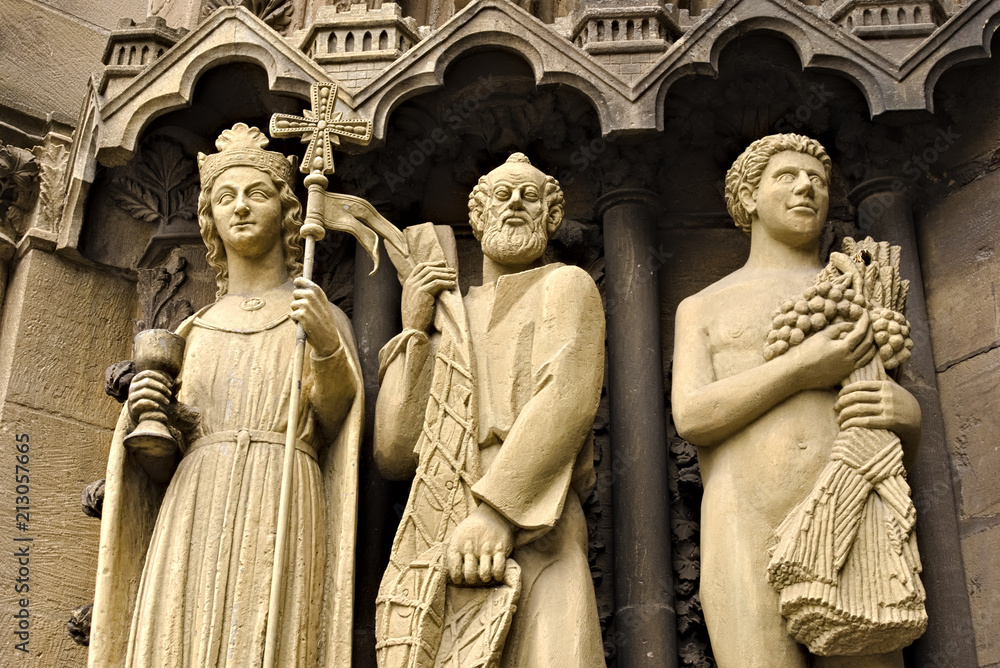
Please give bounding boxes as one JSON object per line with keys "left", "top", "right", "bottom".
{"left": 848, "top": 175, "right": 914, "bottom": 207}
{"left": 594, "top": 187, "right": 660, "bottom": 219}
{"left": 0, "top": 143, "right": 39, "bottom": 238}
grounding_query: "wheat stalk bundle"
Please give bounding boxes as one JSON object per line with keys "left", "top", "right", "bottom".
{"left": 764, "top": 237, "right": 927, "bottom": 656}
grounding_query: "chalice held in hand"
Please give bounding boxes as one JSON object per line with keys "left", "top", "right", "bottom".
{"left": 123, "top": 329, "right": 185, "bottom": 457}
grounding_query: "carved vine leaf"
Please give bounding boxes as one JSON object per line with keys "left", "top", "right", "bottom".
{"left": 0, "top": 143, "right": 39, "bottom": 234}
{"left": 168, "top": 186, "right": 199, "bottom": 224}
{"left": 110, "top": 138, "right": 198, "bottom": 228}
{"left": 204, "top": 0, "right": 293, "bottom": 32}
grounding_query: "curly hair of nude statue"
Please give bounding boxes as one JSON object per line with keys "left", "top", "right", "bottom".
{"left": 724, "top": 133, "right": 833, "bottom": 235}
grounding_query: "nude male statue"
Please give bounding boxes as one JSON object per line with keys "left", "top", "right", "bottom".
{"left": 671, "top": 134, "right": 921, "bottom": 667}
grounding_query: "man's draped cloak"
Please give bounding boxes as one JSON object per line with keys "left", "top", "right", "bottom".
{"left": 376, "top": 223, "right": 606, "bottom": 667}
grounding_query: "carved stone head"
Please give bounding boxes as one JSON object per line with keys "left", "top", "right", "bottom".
{"left": 468, "top": 153, "right": 564, "bottom": 265}
{"left": 724, "top": 133, "right": 832, "bottom": 236}
{"left": 196, "top": 123, "right": 303, "bottom": 298}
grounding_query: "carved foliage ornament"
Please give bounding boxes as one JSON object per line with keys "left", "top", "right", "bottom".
{"left": 32, "top": 140, "right": 69, "bottom": 233}
{"left": 203, "top": 0, "right": 293, "bottom": 32}
{"left": 136, "top": 255, "right": 194, "bottom": 332}
{"left": 0, "top": 143, "right": 39, "bottom": 236}
{"left": 110, "top": 138, "right": 198, "bottom": 229}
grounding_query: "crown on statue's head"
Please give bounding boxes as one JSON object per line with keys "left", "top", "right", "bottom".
{"left": 198, "top": 123, "right": 294, "bottom": 185}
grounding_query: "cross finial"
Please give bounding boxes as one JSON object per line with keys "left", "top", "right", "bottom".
{"left": 269, "top": 82, "right": 372, "bottom": 174}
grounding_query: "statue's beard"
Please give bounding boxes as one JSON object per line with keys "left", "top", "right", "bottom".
{"left": 480, "top": 210, "right": 548, "bottom": 265}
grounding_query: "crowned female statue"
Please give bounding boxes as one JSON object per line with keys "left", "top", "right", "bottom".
{"left": 89, "top": 123, "right": 364, "bottom": 668}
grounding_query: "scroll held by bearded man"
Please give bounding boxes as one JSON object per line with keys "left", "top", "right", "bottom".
{"left": 374, "top": 153, "right": 606, "bottom": 668}
{"left": 89, "top": 123, "right": 363, "bottom": 668}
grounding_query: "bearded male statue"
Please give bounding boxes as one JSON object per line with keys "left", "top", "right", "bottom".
{"left": 373, "top": 153, "right": 606, "bottom": 667}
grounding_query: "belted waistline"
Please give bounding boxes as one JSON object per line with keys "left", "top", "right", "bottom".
{"left": 186, "top": 429, "right": 317, "bottom": 462}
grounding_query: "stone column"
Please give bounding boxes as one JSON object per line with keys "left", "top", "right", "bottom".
{"left": 351, "top": 243, "right": 402, "bottom": 668}
{"left": 849, "top": 178, "right": 978, "bottom": 666}
{"left": 597, "top": 188, "right": 677, "bottom": 668}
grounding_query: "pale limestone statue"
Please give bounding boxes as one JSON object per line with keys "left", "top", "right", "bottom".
{"left": 89, "top": 123, "right": 363, "bottom": 668}
{"left": 671, "top": 134, "right": 924, "bottom": 667}
{"left": 373, "top": 153, "right": 606, "bottom": 667}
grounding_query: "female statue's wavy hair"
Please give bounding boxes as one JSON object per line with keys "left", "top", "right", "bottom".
{"left": 725, "top": 133, "right": 832, "bottom": 235}
{"left": 197, "top": 167, "right": 304, "bottom": 299}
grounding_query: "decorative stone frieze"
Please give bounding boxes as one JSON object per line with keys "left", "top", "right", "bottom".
{"left": 570, "top": 4, "right": 681, "bottom": 83}
{"left": 828, "top": 0, "right": 947, "bottom": 37}
{"left": 99, "top": 17, "right": 185, "bottom": 98}
{"left": 300, "top": 3, "right": 420, "bottom": 91}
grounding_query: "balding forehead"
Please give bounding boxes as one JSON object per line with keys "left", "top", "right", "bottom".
{"left": 486, "top": 162, "right": 547, "bottom": 186}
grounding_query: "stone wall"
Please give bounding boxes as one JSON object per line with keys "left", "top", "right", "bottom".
{"left": 916, "top": 45, "right": 1000, "bottom": 667}
{"left": 0, "top": 249, "right": 135, "bottom": 665}
{"left": 920, "top": 171, "right": 1000, "bottom": 668}
{"left": 0, "top": 0, "right": 146, "bottom": 145}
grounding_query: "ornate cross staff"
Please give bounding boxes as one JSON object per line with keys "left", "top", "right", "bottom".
{"left": 262, "top": 82, "right": 373, "bottom": 668}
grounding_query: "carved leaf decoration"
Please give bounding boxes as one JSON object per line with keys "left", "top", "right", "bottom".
{"left": 672, "top": 518, "right": 699, "bottom": 542}
{"left": 156, "top": 298, "right": 194, "bottom": 331}
{"left": 674, "top": 541, "right": 700, "bottom": 581}
{"left": 110, "top": 178, "right": 161, "bottom": 224}
{"left": 0, "top": 144, "right": 39, "bottom": 231}
{"left": 0, "top": 145, "right": 39, "bottom": 193}
{"left": 168, "top": 185, "right": 198, "bottom": 224}
{"left": 112, "top": 139, "right": 199, "bottom": 227}
{"left": 677, "top": 466, "right": 701, "bottom": 487}
{"left": 136, "top": 140, "right": 192, "bottom": 195}
{"left": 679, "top": 638, "right": 712, "bottom": 668}
{"left": 33, "top": 141, "right": 69, "bottom": 229}
{"left": 204, "top": 0, "right": 293, "bottom": 31}
{"left": 137, "top": 255, "right": 193, "bottom": 332}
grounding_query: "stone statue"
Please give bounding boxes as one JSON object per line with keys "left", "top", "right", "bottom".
{"left": 373, "top": 153, "right": 606, "bottom": 667}
{"left": 671, "top": 134, "right": 924, "bottom": 667}
{"left": 89, "top": 123, "right": 364, "bottom": 668}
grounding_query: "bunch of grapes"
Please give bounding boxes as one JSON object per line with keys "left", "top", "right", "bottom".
{"left": 871, "top": 306, "right": 913, "bottom": 370}
{"left": 763, "top": 275, "right": 866, "bottom": 361}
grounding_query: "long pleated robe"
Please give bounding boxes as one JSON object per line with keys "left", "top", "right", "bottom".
{"left": 90, "top": 304, "right": 363, "bottom": 668}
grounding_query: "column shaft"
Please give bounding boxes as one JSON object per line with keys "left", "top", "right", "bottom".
{"left": 852, "top": 180, "right": 978, "bottom": 666}
{"left": 351, "top": 243, "right": 402, "bottom": 668}
{"left": 600, "top": 189, "right": 677, "bottom": 668}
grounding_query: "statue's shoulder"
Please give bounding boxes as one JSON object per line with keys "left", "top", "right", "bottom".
{"left": 541, "top": 262, "right": 599, "bottom": 295}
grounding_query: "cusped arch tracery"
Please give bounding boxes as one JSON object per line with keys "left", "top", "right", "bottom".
{"left": 351, "top": 0, "right": 633, "bottom": 140}
{"left": 95, "top": 7, "right": 335, "bottom": 166}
